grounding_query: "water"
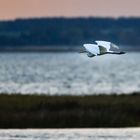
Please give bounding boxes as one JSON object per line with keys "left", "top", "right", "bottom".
{"left": 0, "top": 128, "right": 140, "bottom": 140}
{"left": 0, "top": 52, "right": 139, "bottom": 94}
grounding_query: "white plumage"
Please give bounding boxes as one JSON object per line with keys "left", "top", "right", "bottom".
{"left": 81, "top": 41, "right": 125, "bottom": 57}
{"left": 95, "top": 41, "right": 111, "bottom": 52}
{"left": 83, "top": 44, "right": 99, "bottom": 56}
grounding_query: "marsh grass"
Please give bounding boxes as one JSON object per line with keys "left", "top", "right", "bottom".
{"left": 0, "top": 93, "right": 140, "bottom": 128}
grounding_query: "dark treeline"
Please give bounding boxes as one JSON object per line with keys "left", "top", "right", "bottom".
{"left": 0, "top": 17, "right": 140, "bottom": 49}
{"left": 0, "top": 93, "right": 140, "bottom": 128}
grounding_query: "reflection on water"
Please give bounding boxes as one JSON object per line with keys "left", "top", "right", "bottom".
{"left": 0, "top": 128, "right": 140, "bottom": 140}
{"left": 0, "top": 52, "right": 139, "bottom": 94}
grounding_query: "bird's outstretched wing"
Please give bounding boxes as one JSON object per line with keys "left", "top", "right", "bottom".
{"left": 110, "top": 43, "right": 119, "bottom": 50}
{"left": 95, "top": 41, "right": 119, "bottom": 52}
{"left": 98, "top": 45, "right": 108, "bottom": 54}
{"left": 83, "top": 44, "right": 99, "bottom": 56}
{"left": 95, "top": 41, "right": 111, "bottom": 52}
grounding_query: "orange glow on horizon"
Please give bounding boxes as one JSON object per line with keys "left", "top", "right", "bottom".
{"left": 0, "top": 0, "right": 140, "bottom": 20}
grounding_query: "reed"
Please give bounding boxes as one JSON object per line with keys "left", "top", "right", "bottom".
{"left": 0, "top": 93, "right": 140, "bottom": 128}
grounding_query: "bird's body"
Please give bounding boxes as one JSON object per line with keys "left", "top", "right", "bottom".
{"left": 81, "top": 41, "right": 125, "bottom": 57}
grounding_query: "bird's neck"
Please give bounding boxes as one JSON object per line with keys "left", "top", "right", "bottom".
{"left": 106, "top": 51, "right": 125, "bottom": 55}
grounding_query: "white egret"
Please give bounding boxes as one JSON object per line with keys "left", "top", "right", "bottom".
{"left": 80, "top": 41, "right": 125, "bottom": 57}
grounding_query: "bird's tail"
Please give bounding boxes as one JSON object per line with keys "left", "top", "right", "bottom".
{"left": 79, "top": 49, "right": 86, "bottom": 53}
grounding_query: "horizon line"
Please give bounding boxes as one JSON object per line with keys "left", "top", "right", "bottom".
{"left": 1, "top": 15, "right": 140, "bottom": 22}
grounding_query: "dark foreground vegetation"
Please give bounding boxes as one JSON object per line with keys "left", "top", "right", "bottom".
{"left": 0, "top": 93, "right": 140, "bottom": 128}
{"left": 0, "top": 17, "right": 140, "bottom": 50}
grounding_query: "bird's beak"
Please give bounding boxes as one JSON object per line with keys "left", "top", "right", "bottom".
{"left": 79, "top": 48, "right": 86, "bottom": 53}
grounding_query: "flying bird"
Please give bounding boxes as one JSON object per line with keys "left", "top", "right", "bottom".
{"left": 80, "top": 41, "right": 125, "bottom": 57}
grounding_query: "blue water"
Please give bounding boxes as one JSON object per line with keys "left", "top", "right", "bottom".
{"left": 0, "top": 128, "right": 140, "bottom": 140}
{"left": 0, "top": 52, "right": 139, "bottom": 94}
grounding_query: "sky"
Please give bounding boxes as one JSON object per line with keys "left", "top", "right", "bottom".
{"left": 0, "top": 0, "right": 140, "bottom": 20}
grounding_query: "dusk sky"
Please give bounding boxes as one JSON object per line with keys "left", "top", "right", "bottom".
{"left": 0, "top": 0, "right": 140, "bottom": 20}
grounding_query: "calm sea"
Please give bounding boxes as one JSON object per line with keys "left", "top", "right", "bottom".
{"left": 0, "top": 128, "right": 140, "bottom": 140}
{"left": 0, "top": 52, "right": 139, "bottom": 94}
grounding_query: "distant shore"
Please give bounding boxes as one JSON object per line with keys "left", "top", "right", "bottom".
{"left": 0, "top": 93, "right": 140, "bottom": 128}
{"left": 0, "top": 46, "right": 139, "bottom": 52}
{"left": 1, "top": 17, "right": 140, "bottom": 47}
{"left": 0, "top": 46, "right": 80, "bottom": 52}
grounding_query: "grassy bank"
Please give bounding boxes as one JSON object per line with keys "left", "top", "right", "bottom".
{"left": 0, "top": 94, "right": 140, "bottom": 128}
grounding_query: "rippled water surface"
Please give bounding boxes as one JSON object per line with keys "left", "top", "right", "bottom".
{"left": 0, "top": 52, "right": 139, "bottom": 94}
{"left": 0, "top": 128, "right": 140, "bottom": 140}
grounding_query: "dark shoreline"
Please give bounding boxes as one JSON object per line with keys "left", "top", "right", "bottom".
{"left": 1, "top": 17, "right": 140, "bottom": 46}
{"left": 0, "top": 47, "right": 139, "bottom": 53}
{"left": 0, "top": 46, "right": 80, "bottom": 52}
{"left": 0, "top": 93, "right": 140, "bottom": 128}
